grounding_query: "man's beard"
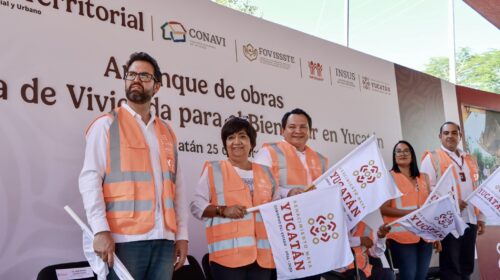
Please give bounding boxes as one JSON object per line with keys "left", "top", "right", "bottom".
{"left": 126, "top": 83, "right": 152, "bottom": 104}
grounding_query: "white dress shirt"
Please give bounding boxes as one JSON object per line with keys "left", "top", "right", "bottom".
{"left": 190, "top": 164, "right": 281, "bottom": 220}
{"left": 253, "top": 140, "right": 312, "bottom": 198}
{"left": 420, "top": 145, "right": 480, "bottom": 224}
{"left": 79, "top": 103, "right": 188, "bottom": 242}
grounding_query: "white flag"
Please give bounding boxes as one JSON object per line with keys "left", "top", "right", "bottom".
{"left": 424, "top": 166, "right": 460, "bottom": 213}
{"left": 64, "top": 206, "right": 134, "bottom": 280}
{"left": 466, "top": 167, "right": 500, "bottom": 223}
{"left": 258, "top": 188, "right": 353, "bottom": 280}
{"left": 389, "top": 195, "right": 468, "bottom": 241}
{"left": 314, "top": 136, "right": 402, "bottom": 229}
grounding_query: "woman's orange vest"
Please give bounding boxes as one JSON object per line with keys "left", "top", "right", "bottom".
{"left": 264, "top": 141, "right": 328, "bottom": 192}
{"left": 204, "top": 160, "right": 277, "bottom": 268}
{"left": 347, "top": 222, "right": 374, "bottom": 278}
{"left": 97, "top": 107, "right": 178, "bottom": 235}
{"left": 383, "top": 171, "right": 430, "bottom": 244}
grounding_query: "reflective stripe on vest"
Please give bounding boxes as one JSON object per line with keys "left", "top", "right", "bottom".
{"left": 104, "top": 111, "right": 152, "bottom": 185}
{"left": 205, "top": 214, "right": 254, "bottom": 228}
{"left": 257, "top": 239, "right": 271, "bottom": 249}
{"left": 102, "top": 108, "right": 178, "bottom": 234}
{"left": 317, "top": 151, "right": 328, "bottom": 173}
{"left": 106, "top": 200, "right": 153, "bottom": 212}
{"left": 205, "top": 160, "right": 275, "bottom": 268}
{"left": 208, "top": 236, "right": 256, "bottom": 254}
{"left": 211, "top": 161, "right": 226, "bottom": 206}
{"left": 269, "top": 143, "right": 303, "bottom": 189}
{"left": 260, "top": 165, "right": 277, "bottom": 197}
{"left": 394, "top": 197, "right": 418, "bottom": 211}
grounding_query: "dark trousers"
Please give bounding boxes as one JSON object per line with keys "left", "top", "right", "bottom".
{"left": 388, "top": 239, "right": 433, "bottom": 280}
{"left": 108, "top": 239, "right": 175, "bottom": 280}
{"left": 210, "top": 261, "right": 274, "bottom": 280}
{"left": 341, "top": 267, "right": 395, "bottom": 280}
{"left": 295, "top": 276, "right": 322, "bottom": 280}
{"left": 439, "top": 223, "right": 477, "bottom": 280}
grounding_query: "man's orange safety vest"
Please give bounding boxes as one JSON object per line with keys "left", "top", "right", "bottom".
{"left": 422, "top": 149, "right": 479, "bottom": 200}
{"left": 90, "top": 107, "right": 178, "bottom": 235}
{"left": 264, "top": 141, "right": 328, "bottom": 192}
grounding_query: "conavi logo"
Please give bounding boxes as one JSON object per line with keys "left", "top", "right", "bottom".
{"left": 161, "top": 21, "right": 187, "bottom": 42}
{"left": 161, "top": 21, "right": 227, "bottom": 49}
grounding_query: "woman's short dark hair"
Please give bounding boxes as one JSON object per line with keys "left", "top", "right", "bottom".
{"left": 126, "top": 52, "right": 162, "bottom": 83}
{"left": 221, "top": 116, "right": 257, "bottom": 156}
{"left": 391, "top": 140, "right": 421, "bottom": 178}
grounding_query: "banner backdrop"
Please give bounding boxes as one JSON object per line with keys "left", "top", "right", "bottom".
{"left": 2, "top": 0, "right": 406, "bottom": 278}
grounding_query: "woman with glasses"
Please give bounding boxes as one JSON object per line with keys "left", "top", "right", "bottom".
{"left": 381, "top": 140, "right": 441, "bottom": 280}
{"left": 190, "top": 116, "right": 278, "bottom": 280}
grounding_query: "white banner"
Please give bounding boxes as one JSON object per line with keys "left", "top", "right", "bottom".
{"left": 466, "top": 167, "right": 500, "bottom": 223}
{"left": 424, "top": 166, "right": 460, "bottom": 212}
{"left": 258, "top": 188, "right": 353, "bottom": 279}
{"left": 314, "top": 136, "right": 402, "bottom": 229}
{"left": 390, "top": 195, "right": 468, "bottom": 241}
{"left": 1, "top": 0, "right": 405, "bottom": 277}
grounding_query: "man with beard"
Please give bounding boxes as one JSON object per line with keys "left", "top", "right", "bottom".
{"left": 420, "top": 121, "right": 485, "bottom": 280}
{"left": 79, "top": 52, "right": 188, "bottom": 280}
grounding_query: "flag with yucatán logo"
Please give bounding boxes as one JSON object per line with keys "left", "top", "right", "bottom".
{"left": 388, "top": 195, "right": 468, "bottom": 241}
{"left": 466, "top": 167, "right": 500, "bottom": 224}
{"left": 313, "top": 135, "right": 402, "bottom": 230}
{"left": 256, "top": 187, "right": 353, "bottom": 280}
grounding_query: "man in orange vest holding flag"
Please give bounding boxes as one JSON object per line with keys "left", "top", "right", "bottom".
{"left": 254, "top": 108, "right": 328, "bottom": 280}
{"left": 254, "top": 108, "right": 328, "bottom": 198}
{"left": 420, "top": 121, "right": 485, "bottom": 280}
{"left": 79, "top": 52, "right": 188, "bottom": 280}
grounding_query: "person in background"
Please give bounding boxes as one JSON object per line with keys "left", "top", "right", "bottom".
{"left": 341, "top": 223, "right": 395, "bottom": 280}
{"left": 381, "top": 140, "right": 440, "bottom": 280}
{"left": 420, "top": 122, "right": 485, "bottom": 280}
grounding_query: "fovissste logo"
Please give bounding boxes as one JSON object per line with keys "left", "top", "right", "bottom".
{"left": 243, "top": 43, "right": 258, "bottom": 61}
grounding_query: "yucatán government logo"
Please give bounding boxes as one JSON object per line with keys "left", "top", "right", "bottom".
{"left": 161, "top": 21, "right": 187, "bottom": 42}
{"left": 435, "top": 211, "right": 454, "bottom": 228}
{"left": 308, "top": 213, "right": 339, "bottom": 244}
{"left": 353, "top": 160, "right": 382, "bottom": 188}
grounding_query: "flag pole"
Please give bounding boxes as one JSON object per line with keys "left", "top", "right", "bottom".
{"left": 64, "top": 205, "right": 134, "bottom": 280}
{"left": 247, "top": 183, "right": 318, "bottom": 213}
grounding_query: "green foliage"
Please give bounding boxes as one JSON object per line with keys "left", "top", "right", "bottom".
{"left": 213, "top": 0, "right": 259, "bottom": 15}
{"left": 424, "top": 48, "right": 500, "bottom": 94}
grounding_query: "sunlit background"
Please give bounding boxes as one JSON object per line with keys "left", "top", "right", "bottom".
{"left": 213, "top": 0, "right": 499, "bottom": 94}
